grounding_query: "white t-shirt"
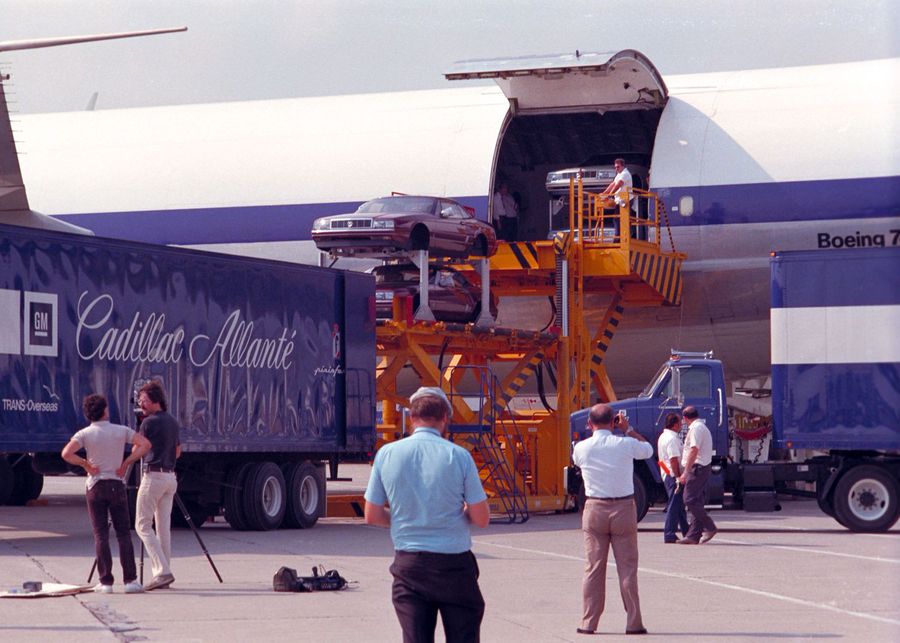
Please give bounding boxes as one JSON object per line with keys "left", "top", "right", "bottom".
{"left": 613, "top": 168, "right": 633, "bottom": 207}
{"left": 71, "top": 421, "right": 136, "bottom": 489}
{"left": 682, "top": 419, "right": 714, "bottom": 467}
{"left": 573, "top": 429, "right": 653, "bottom": 498}
{"left": 657, "top": 429, "right": 684, "bottom": 480}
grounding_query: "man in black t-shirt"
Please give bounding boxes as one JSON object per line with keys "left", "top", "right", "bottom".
{"left": 135, "top": 380, "right": 181, "bottom": 591}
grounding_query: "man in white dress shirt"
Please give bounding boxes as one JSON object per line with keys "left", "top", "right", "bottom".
{"left": 572, "top": 403, "right": 653, "bottom": 636}
{"left": 677, "top": 406, "right": 718, "bottom": 544}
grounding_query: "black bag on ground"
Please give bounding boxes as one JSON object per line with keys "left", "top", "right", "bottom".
{"left": 273, "top": 565, "right": 349, "bottom": 592}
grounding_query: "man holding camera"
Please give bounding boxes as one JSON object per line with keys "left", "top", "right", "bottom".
{"left": 572, "top": 404, "right": 653, "bottom": 636}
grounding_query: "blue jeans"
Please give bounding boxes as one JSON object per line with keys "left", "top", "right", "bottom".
{"left": 663, "top": 476, "right": 689, "bottom": 542}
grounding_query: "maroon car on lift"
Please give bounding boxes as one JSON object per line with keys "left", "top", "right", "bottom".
{"left": 311, "top": 195, "right": 498, "bottom": 258}
{"left": 372, "top": 263, "right": 498, "bottom": 324}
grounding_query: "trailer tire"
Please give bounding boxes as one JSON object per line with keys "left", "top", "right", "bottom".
{"left": 833, "top": 465, "right": 899, "bottom": 532}
{"left": 224, "top": 462, "right": 255, "bottom": 531}
{"left": 0, "top": 457, "right": 14, "bottom": 505}
{"left": 241, "top": 461, "right": 286, "bottom": 531}
{"left": 8, "top": 456, "right": 43, "bottom": 506}
{"left": 282, "top": 461, "right": 324, "bottom": 529}
{"left": 633, "top": 474, "right": 650, "bottom": 523}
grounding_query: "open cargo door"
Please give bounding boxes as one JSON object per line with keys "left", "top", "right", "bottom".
{"left": 445, "top": 50, "right": 667, "bottom": 114}
{"left": 446, "top": 50, "right": 668, "bottom": 241}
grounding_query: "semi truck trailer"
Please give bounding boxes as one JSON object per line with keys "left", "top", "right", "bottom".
{"left": 0, "top": 223, "right": 376, "bottom": 530}
{"left": 570, "top": 247, "right": 899, "bottom": 532}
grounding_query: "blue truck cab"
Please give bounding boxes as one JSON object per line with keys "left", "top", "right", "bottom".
{"left": 569, "top": 351, "right": 731, "bottom": 521}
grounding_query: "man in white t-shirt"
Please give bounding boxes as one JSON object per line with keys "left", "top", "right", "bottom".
{"left": 657, "top": 412, "right": 689, "bottom": 543}
{"left": 677, "top": 406, "right": 718, "bottom": 544}
{"left": 62, "top": 394, "right": 152, "bottom": 593}
{"left": 602, "top": 158, "right": 635, "bottom": 240}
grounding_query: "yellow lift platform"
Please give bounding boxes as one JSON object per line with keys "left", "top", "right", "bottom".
{"left": 344, "top": 181, "right": 685, "bottom": 520}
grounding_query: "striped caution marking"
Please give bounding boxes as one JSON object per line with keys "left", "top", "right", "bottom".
{"left": 630, "top": 249, "right": 683, "bottom": 304}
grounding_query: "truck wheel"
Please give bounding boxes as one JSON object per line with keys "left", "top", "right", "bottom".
{"left": 224, "top": 462, "right": 255, "bottom": 531}
{"left": 833, "top": 465, "right": 899, "bottom": 532}
{"left": 282, "top": 461, "right": 324, "bottom": 529}
{"left": 633, "top": 474, "right": 650, "bottom": 523}
{"left": 8, "top": 456, "right": 43, "bottom": 506}
{"left": 0, "top": 457, "right": 14, "bottom": 505}
{"left": 241, "top": 461, "right": 286, "bottom": 531}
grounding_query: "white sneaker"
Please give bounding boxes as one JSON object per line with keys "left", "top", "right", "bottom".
{"left": 123, "top": 581, "right": 144, "bottom": 594}
{"left": 93, "top": 583, "right": 113, "bottom": 594}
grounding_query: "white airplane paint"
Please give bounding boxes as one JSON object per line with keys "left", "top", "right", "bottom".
{"left": 3, "top": 38, "right": 898, "bottom": 393}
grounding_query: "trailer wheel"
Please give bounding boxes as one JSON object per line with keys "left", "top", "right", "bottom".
{"left": 8, "top": 456, "right": 43, "bottom": 506}
{"left": 282, "top": 461, "right": 324, "bottom": 529}
{"left": 833, "top": 465, "right": 899, "bottom": 532}
{"left": 241, "top": 461, "right": 286, "bottom": 531}
{"left": 0, "top": 457, "right": 14, "bottom": 505}
{"left": 633, "top": 474, "right": 650, "bottom": 523}
{"left": 224, "top": 462, "right": 255, "bottom": 531}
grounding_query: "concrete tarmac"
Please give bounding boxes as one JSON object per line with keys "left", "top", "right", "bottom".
{"left": 1, "top": 469, "right": 898, "bottom": 642}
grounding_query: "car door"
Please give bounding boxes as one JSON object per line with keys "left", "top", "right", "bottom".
{"left": 438, "top": 200, "right": 470, "bottom": 254}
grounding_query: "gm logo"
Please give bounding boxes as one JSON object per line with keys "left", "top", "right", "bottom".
{"left": 0, "top": 290, "right": 58, "bottom": 356}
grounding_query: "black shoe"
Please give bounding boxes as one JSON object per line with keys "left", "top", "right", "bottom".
{"left": 626, "top": 627, "right": 648, "bottom": 635}
{"left": 676, "top": 538, "right": 699, "bottom": 545}
{"left": 576, "top": 627, "right": 597, "bottom": 635}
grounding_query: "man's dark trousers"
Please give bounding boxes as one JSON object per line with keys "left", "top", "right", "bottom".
{"left": 390, "top": 550, "right": 484, "bottom": 643}
{"left": 663, "top": 475, "right": 689, "bottom": 542}
{"left": 87, "top": 479, "right": 137, "bottom": 585}
{"left": 683, "top": 463, "right": 717, "bottom": 541}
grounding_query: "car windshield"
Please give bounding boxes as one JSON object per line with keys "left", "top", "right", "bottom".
{"left": 357, "top": 197, "right": 437, "bottom": 215}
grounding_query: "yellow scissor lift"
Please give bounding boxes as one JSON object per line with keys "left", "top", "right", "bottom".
{"left": 334, "top": 181, "right": 685, "bottom": 520}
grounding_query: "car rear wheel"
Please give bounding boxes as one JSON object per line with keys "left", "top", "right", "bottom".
{"left": 470, "top": 235, "right": 488, "bottom": 257}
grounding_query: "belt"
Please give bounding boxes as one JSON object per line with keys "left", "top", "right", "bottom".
{"left": 145, "top": 465, "right": 175, "bottom": 473}
{"left": 588, "top": 494, "right": 634, "bottom": 501}
{"left": 692, "top": 463, "right": 711, "bottom": 470}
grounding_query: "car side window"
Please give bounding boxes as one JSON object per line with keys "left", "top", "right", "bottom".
{"left": 440, "top": 202, "right": 466, "bottom": 219}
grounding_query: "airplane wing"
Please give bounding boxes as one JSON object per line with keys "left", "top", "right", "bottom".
{"left": 0, "top": 28, "right": 186, "bottom": 234}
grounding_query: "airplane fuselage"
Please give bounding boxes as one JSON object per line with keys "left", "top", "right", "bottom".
{"left": 12, "top": 54, "right": 900, "bottom": 392}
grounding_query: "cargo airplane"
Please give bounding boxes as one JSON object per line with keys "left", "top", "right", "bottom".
{"left": 2, "top": 33, "right": 898, "bottom": 393}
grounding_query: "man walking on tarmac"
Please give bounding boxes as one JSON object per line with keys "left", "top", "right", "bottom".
{"left": 677, "top": 406, "right": 718, "bottom": 544}
{"left": 135, "top": 380, "right": 181, "bottom": 591}
{"left": 364, "top": 386, "right": 490, "bottom": 643}
{"left": 657, "top": 412, "right": 689, "bottom": 543}
{"left": 62, "top": 393, "right": 152, "bottom": 594}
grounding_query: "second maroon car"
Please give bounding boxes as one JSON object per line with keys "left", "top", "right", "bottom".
{"left": 311, "top": 195, "right": 497, "bottom": 258}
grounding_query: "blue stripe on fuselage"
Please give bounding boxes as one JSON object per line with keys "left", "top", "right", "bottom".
{"left": 55, "top": 196, "right": 491, "bottom": 246}
{"left": 54, "top": 176, "right": 899, "bottom": 245}
{"left": 660, "top": 175, "right": 899, "bottom": 226}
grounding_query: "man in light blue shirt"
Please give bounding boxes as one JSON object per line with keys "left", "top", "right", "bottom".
{"left": 365, "top": 386, "right": 489, "bottom": 643}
